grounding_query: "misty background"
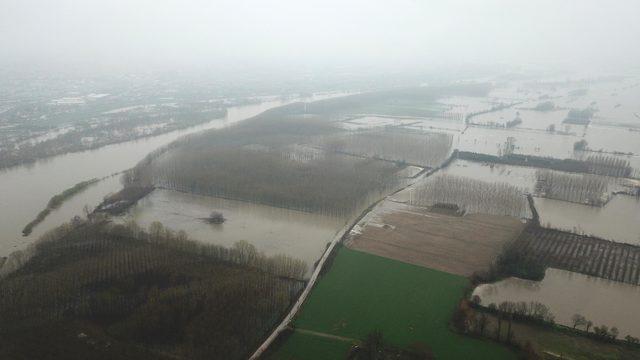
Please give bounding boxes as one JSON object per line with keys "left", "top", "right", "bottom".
{"left": 2, "top": 0, "right": 640, "bottom": 75}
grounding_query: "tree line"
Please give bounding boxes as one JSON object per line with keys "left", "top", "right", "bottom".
{"left": 535, "top": 169, "right": 609, "bottom": 206}
{"left": 458, "top": 151, "right": 633, "bottom": 178}
{"left": 322, "top": 129, "right": 453, "bottom": 168}
{"left": 22, "top": 178, "right": 100, "bottom": 236}
{"left": 409, "top": 174, "right": 531, "bottom": 219}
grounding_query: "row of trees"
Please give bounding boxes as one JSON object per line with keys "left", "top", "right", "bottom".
{"left": 535, "top": 169, "right": 609, "bottom": 206}
{"left": 571, "top": 314, "right": 640, "bottom": 344}
{"left": 323, "top": 129, "right": 453, "bottom": 168}
{"left": 409, "top": 174, "right": 531, "bottom": 218}
{"left": 458, "top": 151, "right": 634, "bottom": 179}
{"left": 585, "top": 154, "right": 633, "bottom": 177}
{"left": 22, "top": 178, "right": 99, "bottom": 235}
{"left": 467, "top": 299, "right": 640, "bottom": 348}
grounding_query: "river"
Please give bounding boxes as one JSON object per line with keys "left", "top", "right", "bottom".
{"left": 0, "top": 93, "right": 347, "bottom": 257}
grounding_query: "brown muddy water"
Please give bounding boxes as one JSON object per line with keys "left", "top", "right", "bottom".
{"left": 534, "top": 195, "right": 640, "bottom": 245}
{"left": 473, "top": 268, "right": 640, "bottom": 338}
{"left": 122, "top": 189, "right": 346, "bottom": 276}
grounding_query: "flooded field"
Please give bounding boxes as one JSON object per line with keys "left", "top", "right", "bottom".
{"left": 473, "top": 268, "right": 640, "bottom": 339}
{"left": 554, "top": 79, "right": 640, "bottom": 127}
{"left": 437, "top": 96, "right": 494, "bottom": 117}
{"left": 535, "top": 195, "right": 640, "bottom": 245}
{"left": 459, "top": 126, "right": 580, "bottom": 158}
{"left": 583, "top": 125, "right": 640, "bottom": 155}
{"left": 123, "top": 189, "right": 346, "bottom": 275}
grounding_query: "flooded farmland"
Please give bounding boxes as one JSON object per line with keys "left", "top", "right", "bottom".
{"left": 473, "top": 268, "right": 640, "bottom": 339}
{"left": 534, "top": 195, "right": 640, "bottom": 245}
{"left": 123, "top": 189, "right": 346, "bottom": 275}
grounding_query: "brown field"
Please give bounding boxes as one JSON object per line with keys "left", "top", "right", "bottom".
{"left": 346, "top": 202, "right": 526, "bottom": 276}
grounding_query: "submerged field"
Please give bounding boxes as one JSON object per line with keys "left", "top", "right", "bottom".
{"left": 270, "top": 247, "right": 515, "bottom": 360}
{"left": 535, "top": 195, "right": 640, "bottom": 245}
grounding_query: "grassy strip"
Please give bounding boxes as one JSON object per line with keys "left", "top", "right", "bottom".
{"left": 474, "top": 311, "right": 640, "bottom": 360}
{"left": 22, "top": 178, "right": 99, "bottom": 236}
{"left": 271, "top": 331, "right": 353, "bottom": 360}
{"left": 271, "top": 247, "right": 515, "bottom": 359}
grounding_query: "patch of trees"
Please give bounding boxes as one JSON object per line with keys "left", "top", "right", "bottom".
{"left": 465, "top": 101, "right": 522, "bottom": 125}
{"left": 94, "top": 185, "right": 154, "bottom": 215}
{"left": 457, "top": 151, "right": 633, "bottom": 178}
{"left": 22, "top": 178, "right": 99, "bottom": 236}
{"left": 535, "top": 169, "right": 609, "bottom": 206}
{"left": 574, "top": 139, "right": 588, "bottom": 151}
{"left": 564, "top": 108, "right": 596, "bottom": 125}
{"left": 409, "top": 174, "right": 531, "bottom": 218}
{"left": 504, "top": 116, "right": 522, "bottom": 128}
{"left": 128, "top": 109, "right": 402, "bottom": 218}
{"left": 494, "top": 242, "right": 546, "bottom": 281}
{"left": 533, "top": 101, "right": 556, "bottom": 111}
{"left": 323, "top": 129, "right": 453, "bottom": 168}
{"left": 0, "top": 219, "right": 306, "bottom": 360}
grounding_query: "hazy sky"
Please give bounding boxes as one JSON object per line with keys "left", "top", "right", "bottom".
{"left": 2, "top": 0, "right": 639, "bottom": 73}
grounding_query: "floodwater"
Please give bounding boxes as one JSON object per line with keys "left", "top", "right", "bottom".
{"left": 583, "top": 125, "right": 640, "bottom": 155}
{"left": 123, "top": 189, "right": 345, "bottom": 275}
{"left": 472, "top": 105, "right": 571, "bottom": 132}
{"left": 473, "top": 268, "right": 640, "bottom": 338}
{"left": 0, "top": 93, "right": 346, "bottom": 257}
{"left": 458, "top": 126, "right": 580, "bottom": 158}
{"left": 534, "top": 195, "right": 640, "bottom": 245}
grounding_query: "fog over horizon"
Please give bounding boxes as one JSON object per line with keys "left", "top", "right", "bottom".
{"left": 2, "top": 0, "right": 640, "bottom": 76}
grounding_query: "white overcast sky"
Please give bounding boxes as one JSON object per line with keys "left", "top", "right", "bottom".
{"left": 2, "top": 0, "right": 639, "bottom": 73}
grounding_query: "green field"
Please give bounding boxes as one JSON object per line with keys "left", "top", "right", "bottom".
{"left": 272, "top": 332, "right": 353, "bottom": 360}
{"left": 271, "top": 247, "right": 515, "bottom": 359}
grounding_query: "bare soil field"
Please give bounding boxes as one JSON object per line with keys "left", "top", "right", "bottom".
{"left": 346, "top": 202, "right": 526, "bottom": 276}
